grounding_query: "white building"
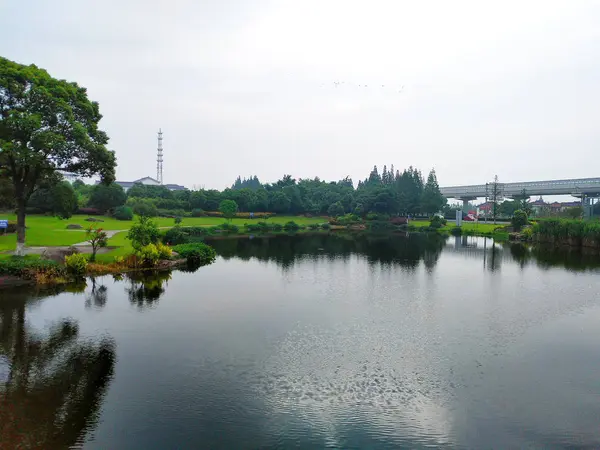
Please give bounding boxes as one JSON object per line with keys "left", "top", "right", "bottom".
{"left": 102, "top": 176, "right": 186, "bottom": 192}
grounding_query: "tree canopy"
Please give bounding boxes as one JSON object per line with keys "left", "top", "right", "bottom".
{"left": 0, "top": 56, "right": 116, "bottom": 253}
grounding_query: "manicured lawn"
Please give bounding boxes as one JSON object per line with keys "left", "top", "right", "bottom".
{"left": 0, "top": 213, "right": 327, "bottom": 253}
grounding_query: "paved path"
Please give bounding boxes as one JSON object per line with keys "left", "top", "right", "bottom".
{"left": 5, "top": 226, "right": 175, "bottom": 256}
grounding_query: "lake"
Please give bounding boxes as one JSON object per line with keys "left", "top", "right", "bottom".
{"left": 1, "top": 233, "right": 600, "bottom": 449}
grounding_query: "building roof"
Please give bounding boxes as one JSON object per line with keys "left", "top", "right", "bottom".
{"left": 164, "top": 183, "right": 187, "bottom": 190}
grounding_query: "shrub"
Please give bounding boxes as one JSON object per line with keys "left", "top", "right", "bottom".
{"left": 191, "top": 208, "right": 206, "bottom": 217}
{"left": 336, "top": 214, "right": 361, "bottom": 225}
{"left": 429, "top": 216, "right": 446, "bottom": 229}
{"left": 308, "top": 223, "right": 319, "bottom": 230}
{"left": 174, "top": 216, "right": 182, "bottom": 225}
{"left": 271, "top": 223, "right": 283, "bottom": 232}
{"left": 172, "top": 243, "right": 216, "bottom": 265}
{"left": 0, "top": 257, "right": 64, "bottom": 279}
{"left": 366, "top": 212, "right": 390, "bottom": 221}
{"left": 114, "top": 205, "right": 134, "bottom": 221}
{"left": 162, "top": 226, "right": 189, "bottom": 245}
{"left": 219, "top": 222, "right": 239, "bottom": 233}
{"left": 5, "top": 222, "right": 17, "bottom": 233}
{"left": 156, "top": 242, "right": 173, "bottom": 259}
{"left": 321, "top": 223, "right": 331, "bottom": 230}
{"left": 512, "top": 209, "right": 528, "bottom": 231}
{"left": 127, "top": 216, "right": 160, "bottom": 251}
{"left": 65, "top": 253, "right": 88, "bottom": 277}
{"left": 283, "top": 221, "right": 300, "bottom": 232}
{"left": 521, "top": 227, "right": 533, "bottom": 240}
{"left": 132, "top": 201, "right": 158, "bottom": 217}
{"left": 136, "top": 243, "right": 160, "bottom": 267}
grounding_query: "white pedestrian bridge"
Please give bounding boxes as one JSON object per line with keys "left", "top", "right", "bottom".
{"left": 440, "top": 177, "right": 600, "bottom": 199}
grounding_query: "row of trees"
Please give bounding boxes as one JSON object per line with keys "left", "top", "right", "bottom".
{"left": 60, "top": 165, "right": 446, "bottom": 218}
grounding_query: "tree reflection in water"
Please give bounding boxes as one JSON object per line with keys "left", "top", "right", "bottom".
{"left": 208, "top": 233, "right": 447, "bottom": 270}
{"left": 0, "top": 297, "right": 115, "bottom": 449}
{"left": 125, "top": 270, "right": 173, "bottom": 309}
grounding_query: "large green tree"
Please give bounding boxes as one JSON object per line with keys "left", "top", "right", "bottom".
{"left": 219, "top": 199, "right": 238, "bottom": 221}
{"left": 89, "top": 182, "right": 126, "bottom": 213}
{"left": 0, "top": 57, "right": 116, "bottom": 254}
{"left": 420, "top": 169, "right": 446, "bottom": 215}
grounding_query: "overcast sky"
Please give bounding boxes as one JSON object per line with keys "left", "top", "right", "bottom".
{"left": 1, "top": 1, "right": 599, "bottom": 190}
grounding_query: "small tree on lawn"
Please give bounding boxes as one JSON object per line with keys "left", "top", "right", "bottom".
{"left": 87, "top": 226, "right": 108, "bottom": 261}
{"left": 126, "top": 215, "right": 160, "bottom": 251}
{"left": 219, "top": 199, "right": 238, "bottom": 221}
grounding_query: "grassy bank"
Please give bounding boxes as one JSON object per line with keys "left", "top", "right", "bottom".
{"left": 0, "top": 214, "right": 327, "bottom": 253}
{"left": 532, "top": 218, "right": 600, "bottom": 248}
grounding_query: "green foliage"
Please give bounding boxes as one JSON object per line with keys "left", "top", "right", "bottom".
{"left": 136, "top": 243, "right": 160, "bottom": 267}
{"left": 521, "top": 227, "right": 533, "bottom": 240}
{"left": 127, "top": 216, "right": 160, "bottom": 251}
{"left": 321, "top": 223, "right": 331, "bottom": 230}
{"left": 0, "top": 56, "right": 116, "bottom": 252}
{"left": 172, "top": 243, "right": 217, "bottom": 265}
{"left": 218, "top": 222, "right": 239, "bottom": 233}
{"left": 532, "top": 219, "right": 600, "bottom": 246}
{"left": 511, "top": 209, "right": 528, "bottom": 231}
{"left": 327, "top": 201, "right": 345, "bottom": 217}
{"left": 113, "top": 205, "right": 133, "bottom": 221}
{"left": 86, "top": 225, "right": 108, "bottom": 261}
{"left": 127, "top": 198, "right": 158, "bottom": 217}
{"left": 156, "top": 242, "right": 173, "bottom": 259}
{"left": 162, "top": 226, "right": 189, "bottom": 245}
{"left": 218, "top": 199, "right": 239, "bottom": 220}
{"left": 65, "top": 253, "right": 88, "bottom": 277}
{"left": 191, "top": 208, "right": 205, "bottom": 217}
{"left": 28, "top": 181, "right": 78, "bottom": 219}
{"left": 174, "top": 216, "right": 182, "bottom": 225}
{"left": 283, "top": 221, "right": 301, "bottom": 232}
{"left": 429, "top": 216, "right": 447, "bottom": 229}
{"left": 565, "top": 206, "right": 583, "bottom": 219}
{"left": 0, "top": 257, "right": 64, "bottom": 278}
{"left": 420, "top": 169, "right": 446, "bottom": 215}
{"left": 308, "top": 223, "right": 319, "bottom": 230}
{"left": 89, "top": 183, "right": 127, "bottom": 213}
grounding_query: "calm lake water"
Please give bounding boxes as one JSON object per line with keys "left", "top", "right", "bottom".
{"left": 2, "top": 234, "right": 600, "bottom": 449}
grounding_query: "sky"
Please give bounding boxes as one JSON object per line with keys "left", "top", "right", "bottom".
{"left": 1, "top": 0, "right": 599, "bottom": 191}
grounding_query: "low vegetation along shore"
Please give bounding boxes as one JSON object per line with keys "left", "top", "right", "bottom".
{"left": 2, "top": 212, "right": 599, "bottom": 288}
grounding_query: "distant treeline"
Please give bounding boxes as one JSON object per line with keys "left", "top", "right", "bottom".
{"left": 11, "top": 165, "right": 447, "bottom": 218}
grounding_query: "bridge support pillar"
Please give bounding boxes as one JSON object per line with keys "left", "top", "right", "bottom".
{"left": 458, "top": 197, "right": 476, "bottom": 214}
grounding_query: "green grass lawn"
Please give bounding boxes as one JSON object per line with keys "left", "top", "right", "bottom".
{"left": 0, "top": 213, "right": 327, "bottom": 253}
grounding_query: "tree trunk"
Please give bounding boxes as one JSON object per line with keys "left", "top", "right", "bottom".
{"left": 16, "top": 198, "right": 26, "bottom": 256}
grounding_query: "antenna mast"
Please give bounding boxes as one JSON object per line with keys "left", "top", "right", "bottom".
{"left": 157, "top": 129, "right": 163, "bottom": 184}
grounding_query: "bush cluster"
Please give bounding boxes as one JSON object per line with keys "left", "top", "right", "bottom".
{"left": 0, "top": 257, "right": 64, "bottom": 279}
{"left": 172, "top": 243, "right": 217, "bottom": 265}
{"left": 113, "top": 205, "right": 133, "bottom": 221}
{"left": 429, "top": 216, "right": 447, "bottom": 229}
{"left": 65, "top": 253, "right": 88, "bottom": 276}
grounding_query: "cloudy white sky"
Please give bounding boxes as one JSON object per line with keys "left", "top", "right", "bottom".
{"left": 1, "top": 1, "right": 599, "bottom": 189}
